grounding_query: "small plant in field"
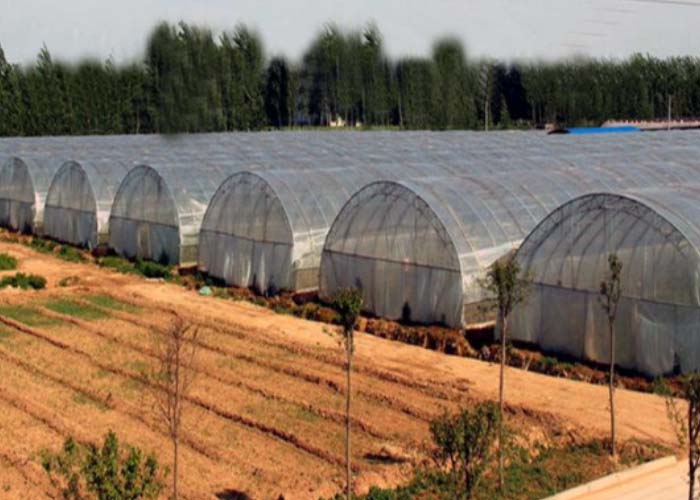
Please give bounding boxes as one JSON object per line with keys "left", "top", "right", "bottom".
{"left": 0, "top": 272, "right": 46, "bottom": 290}
{"left": 684, "top": 373, "right": 700, "bottom": 500}
{"left": 149, "top": 316, "right": 199, "bottom": 500}
{"left": 599, "top": 253, "right": 622, "bottom": 457}
{"left": 480, "top": 254, "right": 530, "bottom": 489}
{"left": 41, "top": 430, "right": 164, "bottom": 500}
{"left": 0, "top": 252, "right": 18, "bottom": 270}
{"left": 429, "top": 401, "right": 501, "bottom": 499}
{"left": 331, "top": 287, "right": 364, "bottom": 500}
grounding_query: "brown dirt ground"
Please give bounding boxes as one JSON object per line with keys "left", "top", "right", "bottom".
{"left": 0, "top": 241, "right": 686, "bottom": 499}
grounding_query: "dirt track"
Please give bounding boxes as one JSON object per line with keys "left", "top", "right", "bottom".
{"left": 0, "top": 241, "right": 684, "bottom": 499}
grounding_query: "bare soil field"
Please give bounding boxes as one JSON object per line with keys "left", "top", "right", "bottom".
{"left": 0, "top": 240, "right": 685, "bottom": 499}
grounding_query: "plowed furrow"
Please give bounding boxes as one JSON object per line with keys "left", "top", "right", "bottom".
{"left": 78, "top": 296, "right": 442, "bottom": 422}
{"left": 100, "top": 290, "right": 468, "bottom": 402}
{"left": 39, "top": 307, "right": 394, "bottom": 444}
{"left": 0, "top": 312, "right": 350, "bottom": 470}
{"left": 0, "top": 347, "right": 225, "bottom": 463}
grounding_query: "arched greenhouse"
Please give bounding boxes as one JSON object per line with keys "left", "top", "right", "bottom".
{"left": 319, "top": 158, "right": 700, "bottom": 327}
{"left": 43, "top": 160, "right": 132, "bottom": 248}
{"left": 0, "top": 155, "right": 66, "bottom": 233}
{"left": 198, "top": 168, "right": 383, "bottom": 293}
{"left": 510, "top": 187, "right": 700, "bottom": 377}
{"left": 109, "top": 163, "right": 239, "bottom": 265}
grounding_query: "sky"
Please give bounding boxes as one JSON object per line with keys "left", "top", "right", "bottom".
{"left": 0, "top": 0, "right": 698, "bottom": 65}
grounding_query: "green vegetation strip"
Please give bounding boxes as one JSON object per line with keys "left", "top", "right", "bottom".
{"left": 83, "top": 294, "right": 141, "bottom": 314}
{"left": 43, "top": 299, "right": 109, "bottom": 320}
{"left": 0, "top": 305, "right": 63, "bottom": 327}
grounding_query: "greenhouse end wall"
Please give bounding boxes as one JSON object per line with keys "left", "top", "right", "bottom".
{"left": 511, "top": 192, "right": 700, "bottom": 377}
{"left": 109, "top": 166, "right": 183, "bottom": 265}
{"left": 320, "top": 181, "right": 465, "bottom": 327}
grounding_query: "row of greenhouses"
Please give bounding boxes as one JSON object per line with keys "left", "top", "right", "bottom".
{"left": 2, "top": 130, "right": 700, "bottom": 377}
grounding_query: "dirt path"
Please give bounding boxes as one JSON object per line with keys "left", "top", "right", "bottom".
{"left": 0, "top": 240, "right": 685, "bottom": 499}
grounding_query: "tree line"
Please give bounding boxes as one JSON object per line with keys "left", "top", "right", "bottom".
{"left": 1, "top": 21, "right": 700, "bottom": 136}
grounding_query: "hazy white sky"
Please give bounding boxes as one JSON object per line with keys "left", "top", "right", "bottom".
{"left": 1, "top": 0, "right": 698, "bottom": 65}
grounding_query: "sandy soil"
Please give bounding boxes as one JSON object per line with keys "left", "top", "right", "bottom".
{"left": 0, "top": 240, "right": 684, "bottom": 499}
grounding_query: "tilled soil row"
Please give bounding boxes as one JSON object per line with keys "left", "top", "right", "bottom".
{"left": 0, "top": 448, "right": 54, "bottom": 499}
{"left": 49, "top": 304, "right": 401, "bottom": 445}
{"left": 101, "top": 289, "right": 469, "bottom": 402}
{"left": 82, "top": 292, "right": 449, "bottom": 423}
{"left": 0, "top": 312, "right": 352, "bottom": 470}
{"left": 0, "top": 346, "right": 226, "bottom": 464}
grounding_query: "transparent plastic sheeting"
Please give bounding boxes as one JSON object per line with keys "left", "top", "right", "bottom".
{"left": 0, "top": 154, "right": 68, "bottom": 233}
{"left": 44, "top": 160, "right": 132, "bottom": 248}
{"left": 109, "top": 161, "right": 242, "bottom": 265}
{"left": 320, "top": 156, "right": 700, "bottom": 327}
{"left": 510, "top": 187, "right": 700, "bottom": 377}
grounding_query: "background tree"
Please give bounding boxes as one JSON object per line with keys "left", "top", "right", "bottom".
{"left": 331, "top": 287, "right": 363, "bottom": 500}
{"left": 430, "top": 402, "right": 500, "bottom": 499}
{"left": 599, "top": 253, "right": 623, "bottom": 457}
{"left": 149, "top": 316, "right": 200, "bottom": 500}
{"left": 481, "top": 254, "right": 530, "bottom": 490}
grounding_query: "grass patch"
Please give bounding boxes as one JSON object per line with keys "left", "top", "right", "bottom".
{"left": 29, "top": 238, "right": 86, "bottom": 263}
{"left": 0, "top": 272, "right": 46, "bottom": 290}
{"left": 72, "top": 392, "right": 109, "bottom": 411}
{"left": 293, "top": 406, "right": 320, "bottom": 423}
{"left": 83, "top": 294, "right": 140, "bottom": 314}
{"left": 0, "top": 305, "right": 61, "bottom": 327}
{"left": 0, "top": 328, "right": 13, "bottom": 343}
{"left": 44, "top": 299, "right": 108, "bottom": 320}
{"left": 0, "top": 253, "right": 18, "bottom": 270}
{"left": 344, "top": 439, "right": 668, "bottom": 500}
{"left": 98, "top": 256, "right": 173, "bottom": 280}
{"left": 125, "top": 359, "right": 149, "bottom": 375}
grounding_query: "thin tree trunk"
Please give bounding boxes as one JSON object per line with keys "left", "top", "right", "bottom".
{"left": 498, "top": 313, "right": 507, "bottom": 490}
{"left": 691, "top": 398, "right": 696, "bottom": 500}
{"left": 609, "top": 321, "right": 616, "bottom": 457}
{"left": 173, "top": 435, "right": 179, "bottom": 500}
{"left": 346, "top": 343, "right": 352, "bottom": 500}
{"left": 173, "top": 336, "right": 181, "bottom": 500}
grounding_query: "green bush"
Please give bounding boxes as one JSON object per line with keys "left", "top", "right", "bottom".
{"left": 135, "top": 260, "right": 172, "bottom": 279}
{"left": 98, "top": 256, "right": 137, "bottom": 274}
{"left": 42, "top": 430, "right": 164, "bottom": 500}
{"left": 0, "top": 272, "right": 47, "bottom": 290}
{"left": 56, "top": 245, "right": 86, "bottom": 263}
{"left": 0, "top": 253, "right": 18, "bottom": 270}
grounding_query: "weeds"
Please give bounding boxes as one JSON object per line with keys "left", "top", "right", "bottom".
{"left": 0, "top": 272, "right": 46, "bottom": 290}
{"left": 0, "top": 253, "right": 18, "bottom": 270}
{"left": 0, "top": 305, "right": 61, "bottom": 327}
{"left": 44, "top": 299, "right": 108, "bottom": 320}
{"left": 84, "top": 294, "right": 140, "bottom": 313}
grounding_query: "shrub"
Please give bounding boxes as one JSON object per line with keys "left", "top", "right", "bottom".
{"left": 0, "top": 253, "right": 18, "bottom": 270}
{"left": 56, "top": 245, "right": 87, "bottom": 263}
{"left": 0, "top": 272, "right": 46, "bottom": 290}
{"left": 41, "top": 430, "right": 164, "bottom": 500}
{"left": 135, "top": 260, "right": 172, "bottom": 279}
{"left": 429, "top": 401, "right": 501, "bottom": 499}
{"left": 98, "top": 256, "right": 136, "bottom": 274}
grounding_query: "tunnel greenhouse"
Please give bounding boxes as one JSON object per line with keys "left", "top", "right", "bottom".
{"left": 43, "top": 160, "right": 132, "bottom": 248}
{"left": 319, "top": 156, "right": 700, "bottom": 327}
{"left": 109, "top": 163, "right": 239, "bottom": 265}
{"left": 510, "top": 188, "right": 700, "bottom": 377}
{"left": 0, "top": 155, "right": 66, "bottom": 233}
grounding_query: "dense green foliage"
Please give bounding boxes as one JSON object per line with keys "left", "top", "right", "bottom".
{"left": 0, "top": 252, "right": 18, "bottom": 270}
{"left": 2, "top": 22, "right": 699, "bottom": 135}
{"left": 0, "top": 272, "right": 46, "bottom": 290}
{"left": 41, "top": 431, "right": 164, "bottom": 500}
{"left": 429, "top": 402, "right": 501, "bottom": 498}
